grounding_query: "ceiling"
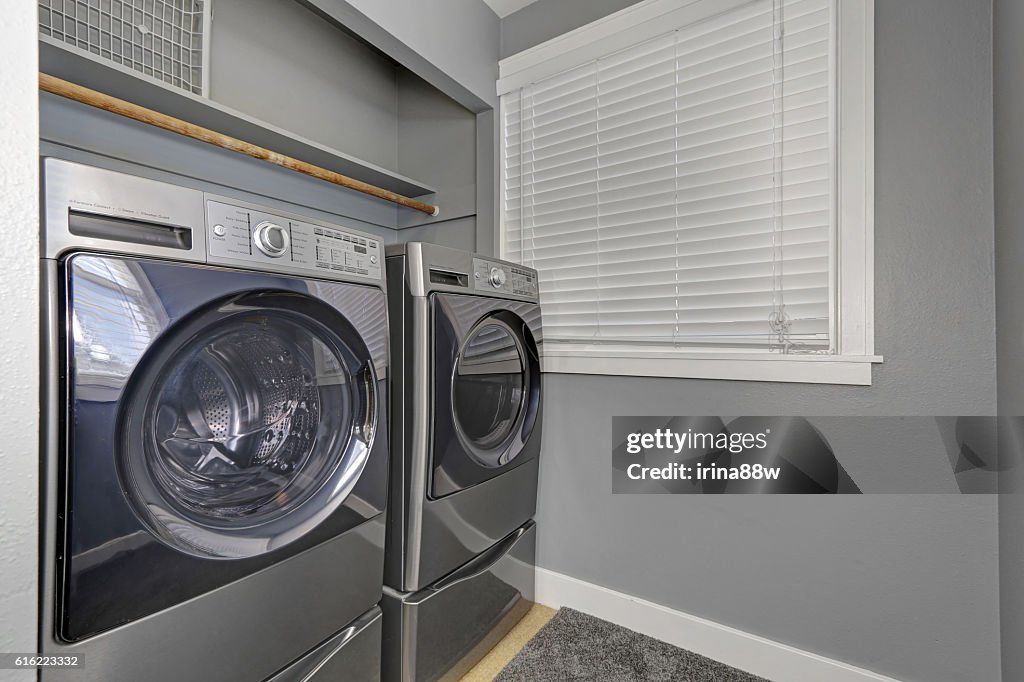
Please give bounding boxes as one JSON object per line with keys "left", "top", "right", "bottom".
{"left": 482, "top": 0, "right": 543, "bottom": 18}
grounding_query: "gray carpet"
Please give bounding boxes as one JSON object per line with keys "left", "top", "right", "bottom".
{"left": 495, "top": 608, "right": 770, "bottom": 682}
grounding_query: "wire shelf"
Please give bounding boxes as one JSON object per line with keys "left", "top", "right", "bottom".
{"left": 39, "top": 0, "right": 208, "bottom": 95}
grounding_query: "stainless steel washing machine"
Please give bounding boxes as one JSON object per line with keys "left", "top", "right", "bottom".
{"left": 39, "top": 159, "right": 389, "bottom": 682}
{"left": 382, "top": 242, "right": 542, "bottom": 682}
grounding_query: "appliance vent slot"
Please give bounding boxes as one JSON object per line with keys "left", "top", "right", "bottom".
{"left": 39, "top": 0, "right": 210, "bottom": 96}
{"left": 430, "top": 269, "right": 468, "bottom": 288}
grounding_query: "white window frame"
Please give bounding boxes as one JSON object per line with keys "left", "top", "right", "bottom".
{"left": 497, "top": 0, "right": 879, "bottom": 386}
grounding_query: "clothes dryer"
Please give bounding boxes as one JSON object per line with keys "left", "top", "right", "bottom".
{"left": 382, "top": 242, "right": 542, "bottom": 682}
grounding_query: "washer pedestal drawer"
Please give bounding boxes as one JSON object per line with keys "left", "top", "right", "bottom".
{"left": 382, "top": 521, "right": 536, "bottom": 682}
{"left": 268, "top": 606, "right": 382, "bottom": 682}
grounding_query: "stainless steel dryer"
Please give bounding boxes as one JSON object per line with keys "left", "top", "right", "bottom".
{"left": 40, "top": 159, "right": 389, "bottom": 682}
{"left": 382, "top": 242, "right": 541, "bottom": 682}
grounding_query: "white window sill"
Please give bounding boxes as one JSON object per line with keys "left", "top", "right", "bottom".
{"left": 538, "top": 343, "right": 884, "bottom": 386}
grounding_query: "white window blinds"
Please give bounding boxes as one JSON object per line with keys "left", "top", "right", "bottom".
{"left": 502, "top": 0, "right": 834, "bottom": 351}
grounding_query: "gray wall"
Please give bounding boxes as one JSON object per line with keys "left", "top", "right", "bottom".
{"left": 397, "top": 71, "right": 477, "bottom": 204}
{"left": 995, "top": 0, "right": 1024, "bottom": 679}
{"left": 208, "top": 0, "right": 481, "bottom": 243}
{"left": 0, "top": 2, "right": 39, "bottom": 680}
{"left": 994, "top": 1, "right": 1024, "bottom": 416}
{"left": 210, "top": 0, "right": 400, "bottom": 171}
{"left": 500, "top": 0, "right": 642, "bottom": 59}
{"left": 395, "top": 69, "right": 479, "bottom": 247}
{"left": 400, "top": 217, "right": 478, "bottom": 251}
{"left": 508, "top": 0, "right": 1000, "bottom": 680}
{"left": 341, "top": 0, "right": 500, "bottom": 110}
{"left": 293, "top": 0, "right": 499, "bottom": 250}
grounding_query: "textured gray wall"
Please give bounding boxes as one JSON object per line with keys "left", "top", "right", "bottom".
{"left": 995, "top": 0, "right": 1024, "bottom": 679}
{"left": 506, "top": 0, "right": 1000, "bottom": 680}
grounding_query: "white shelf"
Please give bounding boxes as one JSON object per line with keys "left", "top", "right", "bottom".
{"left": 39, "top": 37, "right": 438, "bottom": 199}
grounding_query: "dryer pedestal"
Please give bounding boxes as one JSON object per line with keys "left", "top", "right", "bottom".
{"left": 381, "top": 521, "right": 536, "bottom": 682}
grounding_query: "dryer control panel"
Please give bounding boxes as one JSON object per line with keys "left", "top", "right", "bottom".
{"left": 472, "top": 257, "right": 538, "bottom": 299}
{"left": 206, "top": 200, "right": 382, "bottom": 281}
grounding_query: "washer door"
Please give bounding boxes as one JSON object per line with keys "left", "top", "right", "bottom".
{"left": 119, "top": 290, "right": 376, "bottom": 559}
{"left": 431, "top": 294, "right": 542, "bottom": 498}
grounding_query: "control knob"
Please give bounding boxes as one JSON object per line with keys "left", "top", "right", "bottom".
{"left": 490, "top": 267, "right": 507, "bottom": 288}
{"left": 253, "top": 221, "right": 290, "bottom": 258}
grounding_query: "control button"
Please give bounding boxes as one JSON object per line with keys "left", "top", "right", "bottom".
{"left": 213, "top": 224, "right": 226, "bottom": 237}
{"left": 253, "top": 221, "right": 290, "bottom": 258}
{"left": 490, "top": 267, "right": 507, "bottom": 288}
{"left": 370, "top": 255, "right": 378, "bottom": 265}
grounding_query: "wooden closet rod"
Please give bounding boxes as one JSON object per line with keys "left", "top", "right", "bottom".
{"left": 39, "top": 73, "right": 441, "bottom": 217}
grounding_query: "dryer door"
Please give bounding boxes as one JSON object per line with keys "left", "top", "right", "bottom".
{"left": 119, "top": 288, "right": 377, "bottom": 558}
{"left": 431, "top": 294, "right": 542, "bottom": 498}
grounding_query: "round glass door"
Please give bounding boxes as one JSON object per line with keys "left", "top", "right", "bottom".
{"left": 119, "top": 291, "right": 376, "bottom": 559}
{"left": 452, "top": 318, "right": 529, "bottom": 467}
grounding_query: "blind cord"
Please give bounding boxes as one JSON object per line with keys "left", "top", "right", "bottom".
{"left": 768, "top": 0, "right": 792, "bottom": 353}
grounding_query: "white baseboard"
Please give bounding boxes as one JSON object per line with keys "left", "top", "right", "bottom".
{"left": 535, "top": 568, "right": 903, "bottom": 682}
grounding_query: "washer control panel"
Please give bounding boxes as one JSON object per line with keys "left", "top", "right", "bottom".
{"left": 206, "top": 200, "right": 382, "bottom": 281}
{"left": 472, "top": 257, "right": 538, "bottom": 298}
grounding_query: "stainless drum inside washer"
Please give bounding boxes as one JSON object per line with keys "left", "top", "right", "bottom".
{"left": 118, "top": 292, "right": 376, "bottom": 559}
{"left": 152, "top": 316, "right": 344, "bottom": 522}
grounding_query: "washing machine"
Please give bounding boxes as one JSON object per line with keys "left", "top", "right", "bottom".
{"left": 382, "top": 242, "right": 542, "bottom": 682}
{"left": 39, "top": 158, "right": 389, "bottom": 682}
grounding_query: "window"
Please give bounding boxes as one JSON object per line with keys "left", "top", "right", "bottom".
{"left": 498, "top": 0, "right": 878, "bottom": 384}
